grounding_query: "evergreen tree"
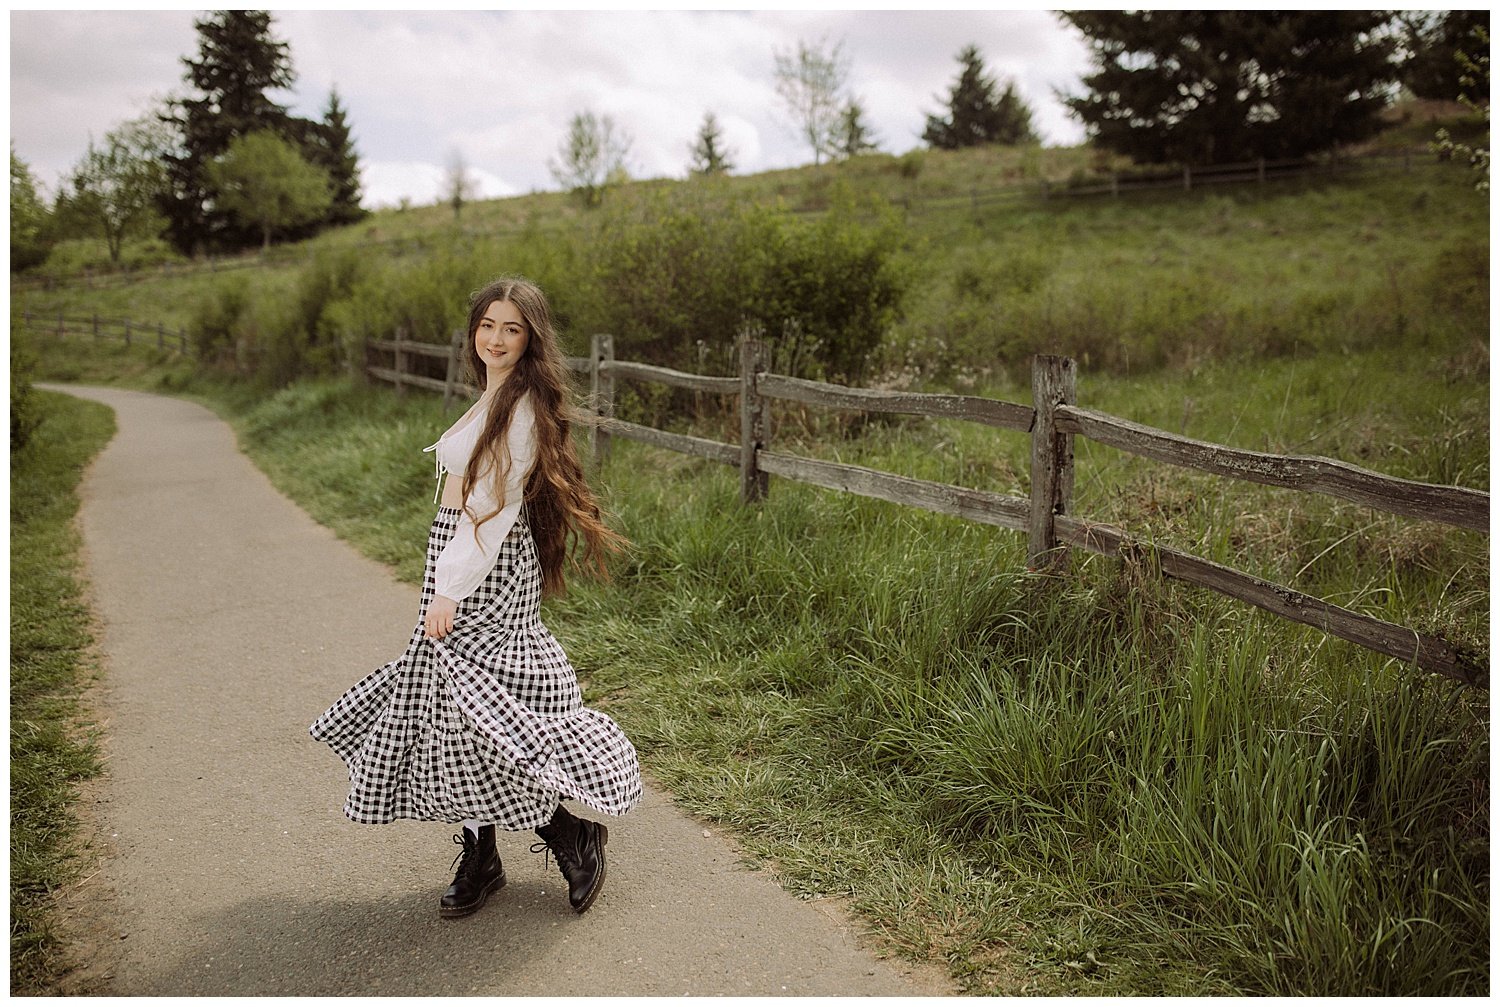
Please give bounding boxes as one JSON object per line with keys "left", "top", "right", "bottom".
{"left": 161, "top": 10, "right": 296, "bottom": 253}
{"left": 924, "top": 45, "right": 1037, "bottom": 148}
{"left": 993, "top": 80, "right": 1039, "bottom": 146}
{"left": 834, "top": 101, "right": 880, "bottom": 159}
{"left": 306, "top": 87, "right": 365, "bottom": 225}
{"left": 1399, "top": 11, "right": 1491, "bottom": 103}
{"left": 688, "top": 111, "right": 735, "bottom": 176}
{"left": 1062, "top": 11, "right": 1398, "bottom": 165}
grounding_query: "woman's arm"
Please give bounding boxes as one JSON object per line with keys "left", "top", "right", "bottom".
{"left": 424, "top": 396, "right": 538, "bottom": 639}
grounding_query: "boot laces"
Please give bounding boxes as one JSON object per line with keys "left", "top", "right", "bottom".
{"left": 451, "top": 831, "right": 483, "bottom": 878}
{"left": 530, "top": 834, "right": 580, "bottom": 879}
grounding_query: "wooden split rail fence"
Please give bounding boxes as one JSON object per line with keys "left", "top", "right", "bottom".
{"left": 365, "top": 329, "right": 471, "bottom": 410}
{"left": 18, "top": 310, "right": 189, "bottom": 353}
{"left": 367, "top": 330, "right": 1488, "bottom": 687}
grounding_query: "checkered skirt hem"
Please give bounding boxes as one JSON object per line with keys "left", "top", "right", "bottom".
{"left": 310, "top": 507, "right": 642, "bottom": 830}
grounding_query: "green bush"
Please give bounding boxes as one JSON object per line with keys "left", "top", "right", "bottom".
{"left": 576, "top": 189, "right": 909, "bottom": 381}
{"left": 36, "top": 237, "right": 182, "bottom": 278}
{"left": 244, "top": 247, "right": 371, "bottom": 386}
{"left": 189, "top": 274, "right": 253, "bottom": 364}
{"left": 10, "top": 343, "right": 43, "bottom": 452}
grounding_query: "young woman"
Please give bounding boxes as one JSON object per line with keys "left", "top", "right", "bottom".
{"left": 311, "top": 276, "right": 639, "bottom": 918}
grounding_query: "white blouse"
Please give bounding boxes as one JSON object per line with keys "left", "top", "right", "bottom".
{"left": 421, "top": 393, "right": 538, "bottom": 602}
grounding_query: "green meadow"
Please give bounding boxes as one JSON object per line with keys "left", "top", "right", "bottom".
{"left": 12, "top": 129, "right": 1489, "bottom": 993}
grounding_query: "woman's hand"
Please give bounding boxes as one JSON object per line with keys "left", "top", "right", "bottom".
{"left": 425, "top": 594, "right": 459, "bottom": 640}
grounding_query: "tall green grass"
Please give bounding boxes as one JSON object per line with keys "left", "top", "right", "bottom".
{"left": 549, "top": 450, "right": 1486, "bottom": 995}
{"left": 11, "top": 124, "right": 1487, "bottom": 995}
{"left": 110, "top": 370, "right": 1484, "bottom": 996}
{"left": 10, "top": 389, "right": 117, "bottom": 993}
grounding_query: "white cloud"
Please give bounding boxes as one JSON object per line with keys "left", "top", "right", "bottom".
{"left": 9, "top": 10, "right": 1094, "bottom": 208}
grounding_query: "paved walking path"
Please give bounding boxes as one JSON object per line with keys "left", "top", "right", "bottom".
{"left": 43, "top": 384, "right": 954, "bottom": 997}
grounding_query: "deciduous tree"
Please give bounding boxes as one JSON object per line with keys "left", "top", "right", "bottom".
{"left": 207, "top": 130, "right": 332, "bottom": 251}
{"left": 773, "top": 37, "right": 849, "bottom": 165}
{"left": 58, "top": 117, "right": 170, "bottom": 264}
{"left": 443, "top": 149, "right": 478, "bottom": 221}
{"left": 10, "top": 147, "right": 52, "bottom": 272}
{"left": 1433, "top": 26, "right": 1490, "bottom": 193}
{"left": 1061, "top": 11, "right": 1398, "bottom": 165}
{"left": 549, "top": 110, "right": 632, "bottom": 207}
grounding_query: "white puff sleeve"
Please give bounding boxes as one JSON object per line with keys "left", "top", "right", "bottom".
{"left": 433, "top": 395, "right": 538, "bottom": 602}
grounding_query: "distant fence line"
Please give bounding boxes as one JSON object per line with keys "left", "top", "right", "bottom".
{"left": 13, "top": 144, "right": 1447, "bottom": 294}
{"left": 366, "top": 332, "right": 1487, "bottom": 688}
{"left": 17, "top": 310, "right": 189, "bottom": 353}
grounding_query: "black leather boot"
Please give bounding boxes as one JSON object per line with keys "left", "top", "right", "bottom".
{"left": 439, "top": 824, "right": 506, "bottom": 918}
{"left": 532, "top": 805, "right": 609, "bottom": 914}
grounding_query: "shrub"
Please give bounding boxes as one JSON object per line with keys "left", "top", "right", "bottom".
{"left": 10, "top": 342, "right": 43, "bottom": 451}
{"left": 576, "top": 189, "right": 909, "bottom": 381}
{"left": 189, "top": 274, "right": 252, "bottom": 364}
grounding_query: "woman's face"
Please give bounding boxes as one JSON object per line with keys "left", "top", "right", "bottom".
{"left": 474, "top": 299, "right": 529, "bottom": 384}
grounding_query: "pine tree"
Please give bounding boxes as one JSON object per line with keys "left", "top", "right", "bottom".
{"left": 993, "top": 80, "right": 1039, "bottom": 146}
{"left": 308, "top": 87, "right": 365, "bottom": 225}
{"left": 924, "top": 45, "right": 1036, "bottom": 149}
{"left": 161, "top": 10, "right": 296, "bottom": 253}
{"left": 834, "top": 101, "right": 880, "bottom": 159}
{"left": 1399, "top": 11, "right": 1491, "bottom": 103}
{"left": 1062, "top": 11, "right": 1398, "bottom": 165}
{"left": 688, "top": 111, "right": 735, "bottom": 176}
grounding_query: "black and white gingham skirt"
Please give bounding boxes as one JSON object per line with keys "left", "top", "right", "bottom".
{"left": 310, "top": 507, "right": 642, "bottom": 829}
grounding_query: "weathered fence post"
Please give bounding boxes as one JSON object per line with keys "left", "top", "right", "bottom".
{"left": 92, "top": 313, "right": 100, "bottom": 339}
{"left": 442, "top": 328, "right": 462, "bottom": 412}
{"left": 590, "top": 333, "right": 615, "bottom": 467}
{"left": 739, "top": 337, "right": 769, "bottom": 503}
{"left": 1183, "top": 164, "right": 1192, "bottom": 191}
{"left": 393, "top": 327, "right": 407, "bottom": 399}
{"left": 1028, "top": 354, "right": 1077, "bottom": 572}
{"left": 157, "top": 322, "right": 165, "bottom": 349}
{"left": 1257, "top": 158, "right": 1266, "bottom": 185}
{"left": 1111, "top": 172, "right": 1119, "bottom": 197}
{"left": 124, "top": 320, "right": 132, "bottom": 346}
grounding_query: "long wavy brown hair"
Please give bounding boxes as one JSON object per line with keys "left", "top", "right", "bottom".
{"left": 459, "top": 276, "right": 624, "bottom": 596}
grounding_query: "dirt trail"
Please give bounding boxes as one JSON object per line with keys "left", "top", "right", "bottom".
{"left": 42, "top": 384, "right": 954, "bottom": 996}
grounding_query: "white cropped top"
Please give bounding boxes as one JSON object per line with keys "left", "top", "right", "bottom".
{"left": 421, "top": 393, "right": 538, "bottom": 602}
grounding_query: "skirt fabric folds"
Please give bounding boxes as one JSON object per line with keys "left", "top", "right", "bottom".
{"left": 310, "top": 507, "right": 641, "bottom": 830}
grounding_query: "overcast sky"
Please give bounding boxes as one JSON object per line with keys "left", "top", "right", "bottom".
{"left": 9, "top": 8, "right": 1095, "bottom": 209}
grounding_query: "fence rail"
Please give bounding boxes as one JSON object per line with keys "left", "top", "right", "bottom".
{"left": 17, "top": 310, "right": 189, "bottom": 353}
{"left": 573, "top": 342, "right": 1486, "bottom": 687}
{"left": 355, "top": 330, "right": 1489, "bottom": 686}
{"left": 1054, "top": 405, "right": 1488, "bottom": 532}
{"left": 365, "top": 331, "right": 468, "bottom": 409}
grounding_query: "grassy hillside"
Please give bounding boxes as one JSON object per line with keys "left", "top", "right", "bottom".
{"left": 12, "top": 127, "right": 1489, "bottom": 995}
